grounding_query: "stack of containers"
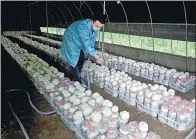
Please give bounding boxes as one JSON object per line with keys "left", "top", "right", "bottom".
{"left": 118, "top": 121, "right": 161, "bottom": 139}
{"left": 81, "top": 60, "right": 195, "bottom": 127}
{"left": 21, "top": 35, "right": 195, "bottom": 93}
{"left": 169, "top": 72, "right": 195, "bottom": 93}
{"left": 22, "top": 34, "right": 195, "bottom": 131}
{"left": 97, "top": 51, "right": 195, "bottom": 93}
{"left": 158, "top": 96, "right": 195, "bottom": 131}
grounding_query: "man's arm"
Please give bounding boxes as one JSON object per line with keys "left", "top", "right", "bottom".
{"left": 78, "top": 23, "right": 101, "bottom": 64}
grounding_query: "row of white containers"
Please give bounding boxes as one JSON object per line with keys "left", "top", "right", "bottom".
{"left": 23, "top": 34, "right": 195, "bottom": 93}
{"left": 1, "top": 36, "right": 161, "bottom": 139}
{"left": 96, "top": 51, "right": 195, "bottom": 93}
{"left": 24, "top": 34, "right": 61, "bottom": 47}
{"left": 16, "top": 34, "right": 195, "bottom": 131}
{"left": 81, "top": 60, "right": 195, "bottom": 131}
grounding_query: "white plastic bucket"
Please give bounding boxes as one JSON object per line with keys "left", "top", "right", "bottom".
{"left": 130, "top": 87, "right": 137, "bottom": 99}
{"left": 159, "top": 73, "right": 165, "bottom": 81}
{"left": 119, "top": 88, "right": 126, "bottom": 95}
{"left": 168, "top": 108, "right": 177, "bottom": 127}
{"left": 144, "top": 97, "right": 151, "bottom": 108}
{"left": 177, "top": 110, "right": 187, "bottom": 124}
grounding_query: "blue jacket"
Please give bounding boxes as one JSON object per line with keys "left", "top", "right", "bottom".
{"left": 60, "top": 19, "right": 97, "bottom": 68}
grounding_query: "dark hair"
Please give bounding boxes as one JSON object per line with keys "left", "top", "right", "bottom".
{"left": 91, "top": 15, "right": 107, "bottom": 24}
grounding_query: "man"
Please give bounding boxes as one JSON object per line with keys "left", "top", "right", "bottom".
{"left": 60, "top": 18, "right": 103, "bottom": 87}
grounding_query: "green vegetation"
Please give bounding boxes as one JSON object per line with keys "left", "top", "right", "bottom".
{"left": 40, "top": 27, "right": 196, "bottom": 58}
{"left": 98, "top": 32, "right": 195, "bottom": 58}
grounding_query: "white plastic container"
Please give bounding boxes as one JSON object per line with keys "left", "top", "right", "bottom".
{"left": 128, "top": 131, "right": 140, "bottom": 139}
{"left": 130, "top": 87, "right": 137, "bottom": 98}
{"left": 98, "top": 121, "right": 108, "bottom": 134}
{"left": 86, "top": 126, "right": 99, "bottom": 139}
{"left": 159, "top": 69, "right": 166, "bottom": 81}
{"left": 88, "top": 68, "right": 94, "bottom": 83}
{"left": 112, "top": 81, "right": 119, "bottom": 97}
{"left": 56, "top": 96, "right": 65, "bottom": 110}
{"left": 135, "top": 65, "right": 140, "bottom": 76}
{"left": 138, "top": 121, "right": 148, "bottom": 138}
{"left": 168, "top": 108, "right": 177, "bottom": 127}
{"left": 148, "top": 67, "right": 154, "bottom": 80}
{"left": 184, "top": 108, "right": 191, "bottom": 122}
{"left": 62, "top": 103, "right": 71, "bottom": 117}
{"left": 111, "top": 106, "right": 119, "bottom": 118}
{"left": 159, "top": 104, "right": 169, "bottom": 123}
{"left": 144, "top": 97, "right": 151, "bottom": 108}
{"left": 176, "top": 110, "right": 187, "bottom": 123}
{"left": 141, "top": 66, "right": 146, "bottom": 75}
{"left": 142, "top": 83, "right": 148, "bottom": 93}
{"left": 109, "top": 75, "right": 115, "bottom": 89}
{"left": 127, "top": 121, "right": 138, "bottom": 132}
{"left": 124, "top": 60, "right": 129, "bottom": 72}
{"left": 128, "top": 87, "right": 137, "bottom": 106}
{"left": 119, "top": 83, "right": 126, "bottom": 95}
{"left": 137, "top": 93, "right": 144, "bottom": 110}
{"left": 128, "top": 63, "right": 133, "bottom": 73}
{"left": 106, "top": 127, "right": 118, "bottom": 139}
{"left": 126, "top": 84, "right": 132, "bottom": 96}
{"left": 187, "top": 103, "right": 195, "bottom": 117}
{"left": 82, "top": 120, "right": 91, "bottom": 137}
{"left": 99, "top": 73, "right": 105, "bottom": 88}
{"left": 146, "top": 131, "right": 161, "bottom": 139}
{"left": 113, "top": 59, "right": 118, "bottom": 69}
{"left": 145, "top": 67, "right": 149, "bottom": 76}
{"left": 94, "top": 71, "right": 99, "bottom": 81}
{"left": 104, "top": 77, "right": 110, "bottom": 88}
{"left": 119, "top": 111, "right": 129, "bottom": 125}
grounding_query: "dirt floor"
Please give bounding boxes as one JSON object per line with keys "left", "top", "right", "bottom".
{"left": 1, "top": 37, "right": 195, "bottom": 139}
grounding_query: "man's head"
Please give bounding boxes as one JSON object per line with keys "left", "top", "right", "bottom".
{"left": 91, "top": 16, "right": 103, "bottom": 32}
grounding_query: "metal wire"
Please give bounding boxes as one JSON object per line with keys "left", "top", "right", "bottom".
{"left": 118, "top": 1, "right": 132, "bottom": 49}
{"left": 183, "top": 1, "right": 188, "bottom": 71}
{"left": 20, "top": 1, "right": 55, "bottom": 30}
{"left": 20, "top": 1, "right": 39, "bottom": 9}
{"left": 79, "top": 1, "right": 85, "bottom": 9}
{"left": 51, "top": 10, "right": 61, "bottom": 26}
{"left": 102, "top": 25, "right": 105, "bottom": 65}
{"left": 103, "top": 1, "right": 106, "bottom": 15}
{"left": 46, "top": 1, "right": 49, "bottom": 46}
{"left": 101, "top": 1, "right": 106, "bottom": 66}
{"left": 48, "top": 12, "right": 56, "bottom": 26}
{"left": 59, "top": 2, "right": 75, "bottom": 22}
{"left": 49, "top": 2, "right": 68, "bottom": 28}
{"left": 100, "top": 2, "right": 114, "bottom": 51}
{"left": 72, "top": 2, "right": 84, "bottom": 19}
{"left": 20, "top": 15, "right": 23, "bottom": 34}
{"left": 29, "top": 7, "right": 32, "bottom": 39}
{"left": 146, "top": 1, "right": 155, "bottom": 63}
{"left": 84, "top": 2, "right": 94, "bottom": 16}
{"left": 98, "top": 31, "right": 101, "bottom": 49}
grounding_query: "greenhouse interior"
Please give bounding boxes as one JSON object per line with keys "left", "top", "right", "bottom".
{"left": 1, "top": 1, "right": 196, "bottom": 139}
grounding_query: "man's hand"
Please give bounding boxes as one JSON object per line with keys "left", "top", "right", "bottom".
{"left": 94, "top": 55, "right": 102, "bottom": 65}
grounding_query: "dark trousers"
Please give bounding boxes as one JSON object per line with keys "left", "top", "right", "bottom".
{"left": 69, "top": 50, "right": 85, "bottom": 83}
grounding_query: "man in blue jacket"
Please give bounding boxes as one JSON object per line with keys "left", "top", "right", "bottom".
{"left": 60, "top": 18, "right": 103, "bottom": 86}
